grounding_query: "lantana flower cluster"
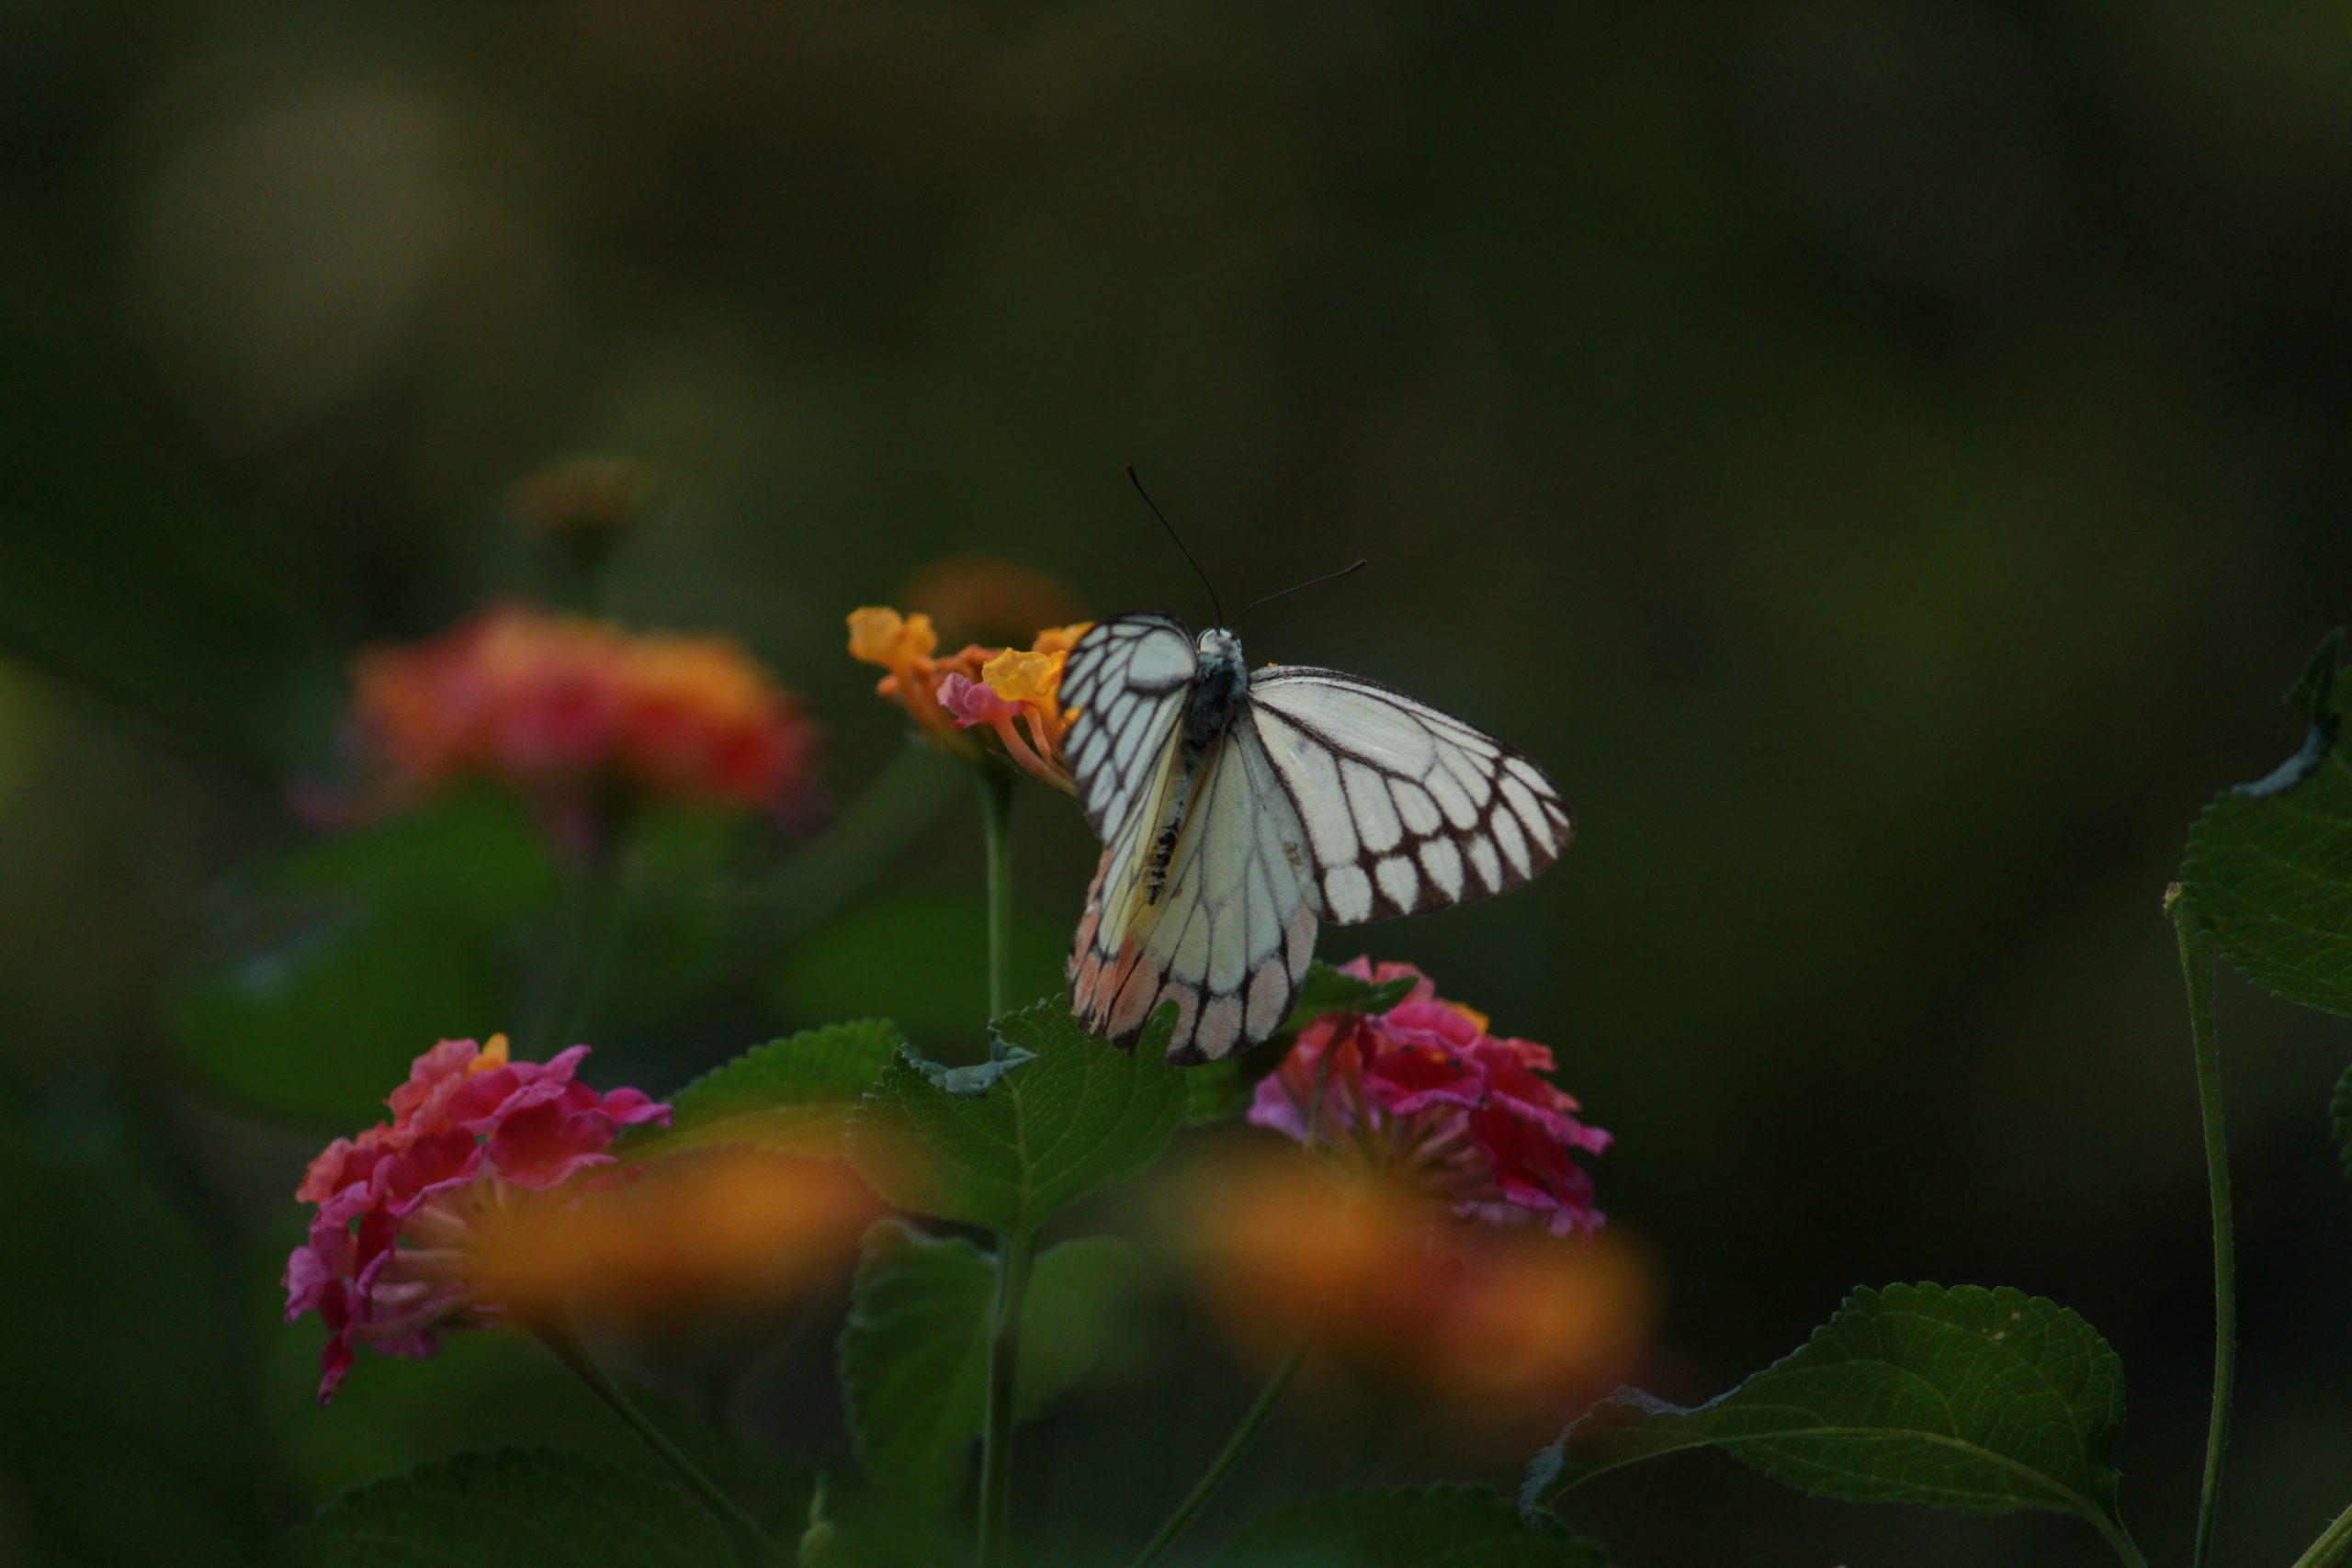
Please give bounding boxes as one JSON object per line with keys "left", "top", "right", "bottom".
{"left": 351, "top": 604, "right": 820, "bottom": 829}
{"left": 1250, "top": 958, "right": 1611, "bottom": 1237}
{"left": 283, "top": 1035, "right": 670, "bottom": 1402}
{"left": 847, "top": 604, "right": 1087, "bottom": 793}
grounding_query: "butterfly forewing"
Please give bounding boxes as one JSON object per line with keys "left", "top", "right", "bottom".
{"left": 1057, "top": 613, "right": 1195, "bottom": 841}
{"left": 1244, "top": 667, "right": 1572, "bottom": 923}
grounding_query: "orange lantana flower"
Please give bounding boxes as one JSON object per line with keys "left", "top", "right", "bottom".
{"left": 848, "top": 605, "right": 1089, "bottom": 794}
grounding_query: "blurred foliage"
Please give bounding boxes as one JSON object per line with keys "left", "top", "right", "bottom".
{"left": 1216, "top": 1487, "right": 1611, "bottom": 1567}
{"left": 288, "top": 1448, "right": 731, "bottom": 1568}
{"left": 6, "top": 0, "right": 2352, "bottom": 1563}
{"left": 0, "top": 1105, "right": 286, "bottom": 1567}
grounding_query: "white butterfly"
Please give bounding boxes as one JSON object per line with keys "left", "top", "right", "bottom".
{"left": 1061, "top": 614, "right": 1573, "bottom": 1064}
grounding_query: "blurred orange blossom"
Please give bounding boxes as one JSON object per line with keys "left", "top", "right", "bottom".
{"left": 1170, "top": 1152, "right": 1651, "bottom": 1411}
{"left": 473, "top": 1147, "right": 880, "bottom": 1329}
{"left": 350, "top": 603, "right": 820, "bottom": 834}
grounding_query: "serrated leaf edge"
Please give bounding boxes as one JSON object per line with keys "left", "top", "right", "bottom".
{"left": 1524, "top": 1282, "right": 2124, "bottom": 1527}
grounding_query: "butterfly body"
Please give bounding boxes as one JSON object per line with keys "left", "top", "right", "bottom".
{"left": 1144, "top": 628, "right": 1250, "bottom": 902}
{"left": 1062, "top": 612, "right": 1573, "bottom": 1065}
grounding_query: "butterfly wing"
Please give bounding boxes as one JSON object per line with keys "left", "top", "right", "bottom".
{"left": 1057, "top": 613, "right": 1197, "bottom": 843}
{"left": 1244, "top": 666, "right": 1573, "bottom": 923}
{"left": 1069, "top": 721, "right": 1321, "bottom": 1062}
{"left": 1064, "top": 636, "right": 1571, "bottom": 1064}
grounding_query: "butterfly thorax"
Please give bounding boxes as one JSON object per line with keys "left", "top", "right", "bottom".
{"left": 1183, "top": 628, "right": 1248, "bottom": 747}
{"left": 1139, "top": 629, "right": 1248, "bottom": 905}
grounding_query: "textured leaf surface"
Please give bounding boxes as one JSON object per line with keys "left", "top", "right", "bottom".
{"left": 839, "top": 1222, "right": 1141, "bottom": 1514}
{"left": 1218, "top": 1487, "right": 1611, "bottom": 1567}
{"left": 1183, "top": 961, "right": 1419, "bottom": 1124}
{"left": 2182, "top": 630, "right": 2352, "bottom": 1016}
{"left": 850, "top": 1000, "right": 1185, "bottom": 1233}
{"left": 289, "top": 1447, "right": 729, "bottom": 1567}
{"left": 1527, "top": 1284, "right": 2128, "bottom": 1530}
{"left": 628, "top": 1020, "right": 902, "bottom": 1160}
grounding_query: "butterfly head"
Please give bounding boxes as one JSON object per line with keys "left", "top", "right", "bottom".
{"left": 1195, "top": 626, "right": 1245, "bottom": 677}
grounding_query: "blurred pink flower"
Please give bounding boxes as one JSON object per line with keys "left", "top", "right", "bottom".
{"left": 283, "top": 1035, "right": 670, "bottom": 1403}
{"left": 348, "top": 604, "right": 820, "bottom": 829}
{"left": 1248, "top": 959, "right": 1610, "bottom": 1237}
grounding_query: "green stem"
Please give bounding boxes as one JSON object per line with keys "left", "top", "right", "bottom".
{"left": 2090, "top": 1506, "right": 2154, "bottom": 1568}
{"left": 1125, "top": 1337, "right": 1314, "bottom": 1568}
{"left": 2169, "top": 885, "right": 2234, "bottom": 1568}
{"left": 2288, "top": 1502, "right": 2352, "bottom": 1568}
{"left": 971, "top": 761, "right": 1031, "bottom": 1567}
{"left": 978, "top": 767, "right": 1016, "bottom": 1019}
{"left": 977, "top": 1225, "right": 1038, "bottom": 1568}
{"left": 536, "top": 1318, "right": 786, "bottom": 1565}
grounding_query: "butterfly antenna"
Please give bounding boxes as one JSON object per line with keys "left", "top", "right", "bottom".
{"left": 1229, "top": 558, "right": 1368, "bottom": 626}
{"left": 1125, "top": 464, "right": 1226, "bottom": 626}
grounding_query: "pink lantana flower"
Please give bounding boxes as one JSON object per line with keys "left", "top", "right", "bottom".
{"left": 347, "top": 604, "right": 822, "bottom": 835}
{"left": 1248, "top": 959, "right": 1611, "bottom": 1237}
{"left": 283, "top": 1034, "right": 670, "bottom": 1403}
{"left": 934, "top": 656, "right": 1077, "bottom": 795}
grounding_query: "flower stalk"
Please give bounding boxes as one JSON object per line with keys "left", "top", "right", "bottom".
{"left": 974, "top": 760, "right": 1027, "bottom": 1567}
{"left": 1125, "top": 1337, "right": 1313, "bottom": 1568}
{"left": 977, "top": 1224, "right": 1038, "bottom": 1568}
{"left": 2289, "top": 1502, "right": 2352, "bottom": 1568}
{"left": 978, "top": 767, "right": 1016, "bottom": 1019}
{"left": 2167, "top": 884, "right": 2234, "bottom": 1568}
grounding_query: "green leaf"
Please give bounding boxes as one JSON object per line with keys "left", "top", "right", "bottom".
{"left": 288, "top": 1447, "right": 729, "bottom": 1567}
{"left": 838, "top": 1221, "right": 1142, "bottom": 1515}
{"left": 1218, "top": 1487, "right": 1612, "bottom": 1567}
{"left": 1183, "top": 961, "right": 1420, "bottom": 1124}
{"left": 629, "top": 1020, "right": 904, "bottom": 1161}
{"left": 1283, "top": 961, "right": 1423, "bottom": 1029}
{"left": 1525, "top": 1284, "right": 2131, "bottom": 1541}
{"left": 2180, "top": 629, "right": 2352, "bottom": 1016}
{"left": 2288, "top": 626, "right": 2345, "bottom": 731}
{"left": 849, "top": 1000, "right": 1186, "bottom": 1234}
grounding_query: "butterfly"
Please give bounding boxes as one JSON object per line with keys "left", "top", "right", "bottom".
{"left": 1061, "top": 613, "right": 1572, "bottom": 1064}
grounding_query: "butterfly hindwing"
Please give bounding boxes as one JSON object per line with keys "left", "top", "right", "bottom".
{"left": 1244, "top": 666, "right": 1572, "bottom": 923}
{"left": 1069, "top": 724, "right": 1319, "bottom": 1062}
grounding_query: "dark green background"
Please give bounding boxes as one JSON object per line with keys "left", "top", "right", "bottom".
{"left": 5, "top": 2, "right": 2351, "bottom": 1563}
